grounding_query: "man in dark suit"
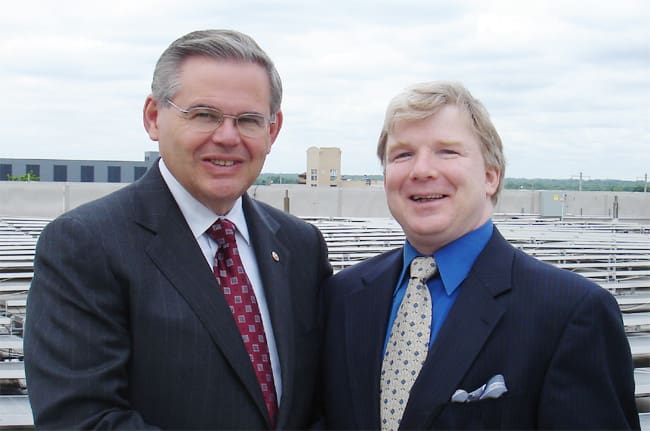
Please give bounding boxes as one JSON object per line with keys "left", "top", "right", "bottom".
{"left": 24, "top": 29, "right": 332, "bottom": 430}
{"left": 321, "top": 81, "right": 639, "bottom": 430}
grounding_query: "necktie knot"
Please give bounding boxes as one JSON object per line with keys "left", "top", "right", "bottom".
{"left": 410, "top": 256, "right": 437, "bottom": 282}
{"left": 207, "top": 219, "right": 236, "bottom": 247}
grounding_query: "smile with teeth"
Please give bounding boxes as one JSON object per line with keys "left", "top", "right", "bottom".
{"left": 411, "top": 193, "right": 444, "bottom": 202}
{"left": 210, "top": 159, "right": 235, "bottom": 167}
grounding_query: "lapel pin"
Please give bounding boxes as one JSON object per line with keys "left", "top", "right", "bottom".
{"left": 271, "top": 251, "right": 280, "bottom": 262}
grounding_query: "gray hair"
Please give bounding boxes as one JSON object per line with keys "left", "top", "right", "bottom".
{"left": 151, "top": 29, "right": 282, "bottom": 118}
{"left": 377, "top": 81, "right": 506, "bottom": 203}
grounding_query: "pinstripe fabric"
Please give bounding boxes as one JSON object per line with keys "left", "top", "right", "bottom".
{"left": 24, "top": 164, "right": 333, "bottom": 429}
{"left": 321, "top": 228, "right": 639, "bottom": 430}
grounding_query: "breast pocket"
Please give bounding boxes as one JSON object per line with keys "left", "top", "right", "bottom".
{"left": 434, "top": 393, "right": 534, "bottom": 430}
{"left": 435, "top": 396, "right": 508, "bottom": 430}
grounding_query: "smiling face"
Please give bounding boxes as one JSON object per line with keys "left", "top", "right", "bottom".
{"left": 143, "top": 56, "right": 282, "bottom": 215}
{"left": 384, "top": 104, "right": 500, "bottom": 254}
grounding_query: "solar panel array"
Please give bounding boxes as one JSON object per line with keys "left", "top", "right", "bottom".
{"left": 309, "top": 215, "right": 650, "bottom": 426}
{"left": 1, "top": 215, "right": 650, "bottom": 428}
{"left": 0, "top": 217, "right": 44, "bottom": 428}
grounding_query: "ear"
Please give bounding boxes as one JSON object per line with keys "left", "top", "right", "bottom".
{"left": 143, "top": 95, "right": 161, "bottom": 141}
{"left": 485, "top": 165, "right": 501, "bottom": 198}
{"left": 266, "top": 110, "right": 283, "bottom": 153}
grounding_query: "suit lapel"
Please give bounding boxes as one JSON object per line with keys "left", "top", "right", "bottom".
{"left": 241, "top": 195, "right": 294, "bottom": 427}
{"left": 133, "top": 167, "right": 269, "bottom": 423}
{"left": 400, "top": 229, "right": 514, "bottom": 429}
{"left": 344, "top": 249, "right": 402, "bottom": 429}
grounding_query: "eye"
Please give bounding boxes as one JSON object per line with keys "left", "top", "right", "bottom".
{"left": 238, "top": 114, "right": 266, "bottom": 129}
{"left": 392, "top": 151, "right": 413, "bottom": 161}
{"left": 188, "top": 108, "right": 222, "bottom": 123}
{"left": 439, "top": 148, "right": 460, "bottom": 158}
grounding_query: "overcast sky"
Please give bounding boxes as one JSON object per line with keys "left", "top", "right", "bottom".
{"left": 1, "top": 0, "right": 648, "bottom": 180}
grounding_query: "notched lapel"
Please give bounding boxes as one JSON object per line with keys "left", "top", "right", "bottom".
{"left": 401, "top": 230, "right": 514, "bottom": 429}
{"left": 242, "top": 196, "right": 295, "bottom": 427}
{"left": 344, "top": 250, "right": 402, "bottom": 430}
{"left": 135, "top": 170, "right": 269, "bottom": 424}
{"left": 403, "top": 274, "right": 506, "bottom": 428}
{"left": 145, "top": 211, "right": 268, "bottom": 413}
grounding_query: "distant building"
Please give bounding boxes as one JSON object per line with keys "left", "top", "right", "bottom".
{"left": 0, "top": 151, "right": 159, "bottom": 183}
{"left": 306, "top": 146, "right": 341, "bottom": 187}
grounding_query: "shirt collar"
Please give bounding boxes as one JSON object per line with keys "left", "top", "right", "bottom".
{"left": 399, "top": 220, "right": 494, "bottom": 295}
{"left": 158, "top": 158, "right": 251, "bottom": 245}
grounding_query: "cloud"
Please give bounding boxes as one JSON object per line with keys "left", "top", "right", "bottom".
{"left": 1, "top": 0, "right": 648, "bottom": 179}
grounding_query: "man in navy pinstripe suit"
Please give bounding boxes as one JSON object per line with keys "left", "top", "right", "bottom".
{"left": 321, "top": 81, "right": 639, "bottom": 429}
{"left": 24, "top": 29, "right": 331, "bottom": 430}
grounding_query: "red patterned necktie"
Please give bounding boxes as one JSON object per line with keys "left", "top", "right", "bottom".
{"left": 207, "top": 219, "right": 278, "bottom": 427}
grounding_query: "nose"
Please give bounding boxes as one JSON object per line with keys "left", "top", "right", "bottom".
{"left": 210, "top": 117, "right": 241, "bottom": 145}
{"left": 409, "top": 151, "right": 438, "bottom": 180}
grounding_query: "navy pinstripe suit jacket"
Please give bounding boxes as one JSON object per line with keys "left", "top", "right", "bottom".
{"left": 25, "top": 163, "right": 332, "bottom": 429}
{"left": 322, "top": 228, "right": 639, "bottom": 430}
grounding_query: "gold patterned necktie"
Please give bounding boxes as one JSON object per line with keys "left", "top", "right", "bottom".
{"left": 380, "top": 256, "right": 437, "bottom": 431}
{"left": 207, "top": 219, "right": 278, "bottom": 428}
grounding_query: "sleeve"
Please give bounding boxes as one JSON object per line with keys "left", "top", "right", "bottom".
{"left": 308, "top": 221, "right": 333, "bottom": 427}
{"left": 538, "top": 285, "right": 640, "bottom": 429}
{"left": 312, "top": 222, "right": 334, "bottom": 283}
{"left": 23, "top": 215, "right": 160, "bottom": 430}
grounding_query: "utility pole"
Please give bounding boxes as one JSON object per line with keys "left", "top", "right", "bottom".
{"left": 570, "top": 172, "right": 589, "bottom": 191}
{"left": 579, "top": 171, "right": 582, "bottom": 192}
{"left": 635, "top": 173, "right": 648, "bottom": 192}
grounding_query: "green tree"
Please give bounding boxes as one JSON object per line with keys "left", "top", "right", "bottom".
{"left": 7, "top": 171, "right": 40, "bottom": 181}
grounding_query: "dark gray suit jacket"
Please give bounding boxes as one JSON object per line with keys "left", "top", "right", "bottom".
{"left": 24, "top": 163, "right": 332, "bottom": 429}
{"left": 322, "top": 228, "right": 639, "bottom": 430}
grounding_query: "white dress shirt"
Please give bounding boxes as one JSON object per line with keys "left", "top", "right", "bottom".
{"left": 158, "top": 159, "right": 283, "bottom": 402}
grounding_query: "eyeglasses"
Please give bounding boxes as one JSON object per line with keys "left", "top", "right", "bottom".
{"left": 166, "top": 99, "right": 274, "bottom": 138}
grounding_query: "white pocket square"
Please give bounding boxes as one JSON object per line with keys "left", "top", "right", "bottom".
{"left": 451, "top": 374, "right": 508, "bottom": 403}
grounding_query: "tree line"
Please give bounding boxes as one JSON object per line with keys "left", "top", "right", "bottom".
{"left": 6, "top": 171, "right": 647, "bottom": 192}
{"left": 504, "top": 178, "right": 648, "bottom": 192}
{"left": 255, "top": 174, "right": 648, "bottom": 192}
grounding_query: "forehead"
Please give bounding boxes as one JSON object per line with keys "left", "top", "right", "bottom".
{"left": 388, "top": 105, "right": 475, "bottom": 144}
{"left": 175, "top": 56, "right": 271, "bottom": 105}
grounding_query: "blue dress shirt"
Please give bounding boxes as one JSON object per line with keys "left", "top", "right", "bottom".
{"left": 383, "top": 220, "right": 494, "bottom": 356}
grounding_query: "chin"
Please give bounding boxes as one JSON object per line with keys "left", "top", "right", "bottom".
{"left": 404, "top": 222, "right": 443, "bottom": 239}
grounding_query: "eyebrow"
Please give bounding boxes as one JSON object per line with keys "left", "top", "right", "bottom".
{"left": 437, "top": 140, "right": 463, "bottom": 147}
{"left": 186, "top": 104, "right": 265, "bottom": 117}
{"left": 386, "top": 141, "right": 412, "bottom": 152}
{"left": 184, "top": 102, "right": 219, "bottom": 110}
{"left": 388, "top": 139, "right": 463, "bottom": 148}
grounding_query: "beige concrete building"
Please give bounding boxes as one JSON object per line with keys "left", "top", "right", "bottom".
{"left": 306, "top": 147, "right": 342, "bottom": 187}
